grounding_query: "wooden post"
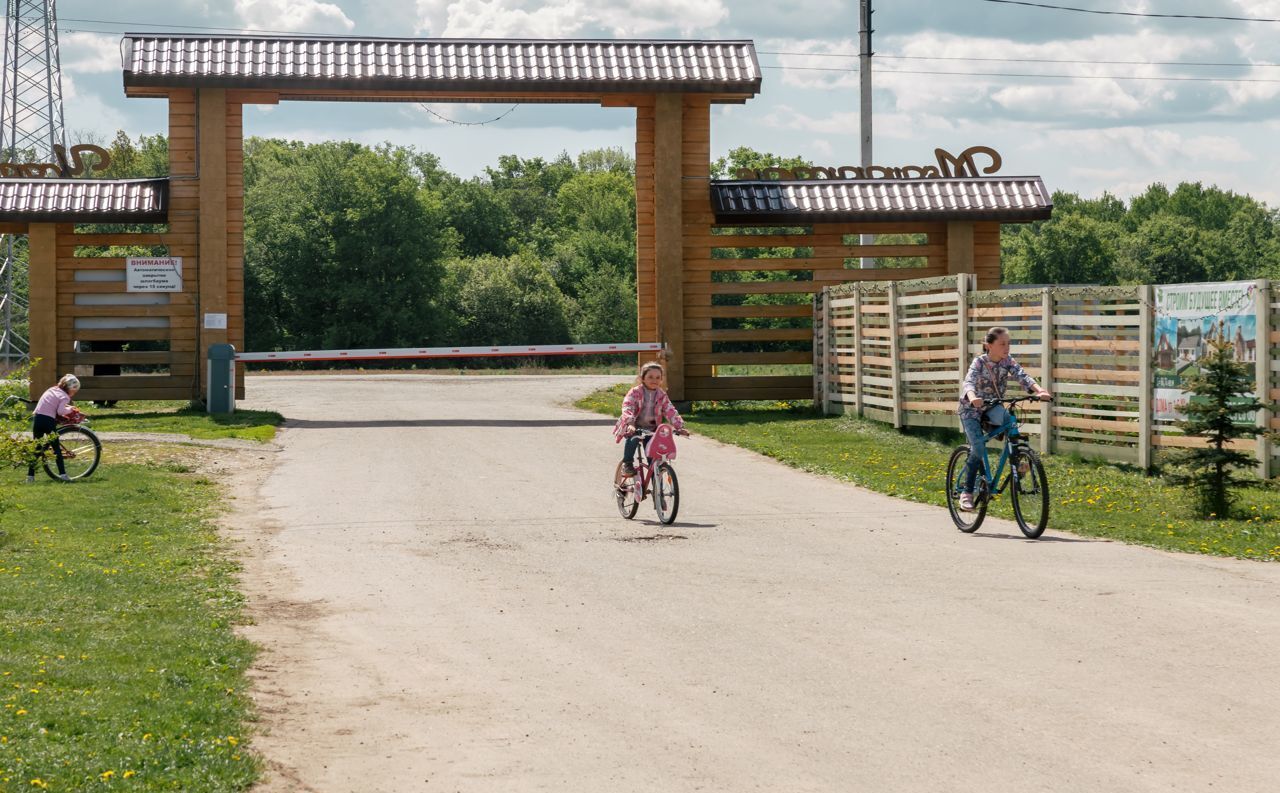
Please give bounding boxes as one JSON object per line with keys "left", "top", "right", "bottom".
{"left": 198, "top": 88, "right": 229, "bottom": 399}
{"left": 653, "top": 93, "right": 684, "bottom": 401}
{"left": 957, "top": 273, "right": 969, "bottom": 393}
{"left": 853, "top": 290, "right": 864, "bottom": 417}
{"left": 1137, "top": 284, "right": 1153, "bottom": 472}
{"left": 820, "top": 289, "right": 832, "bottom": 414}
{"left": 813, "top": 291, "right": 825, "bottom": 412}
{"left": 888, "top": 280, "right": 903, "bottom": 429}
{"left": 1040, "top": 287, "right": 1054, "bottom": 456}
{"left": 946, "top": 221, "right": 975, "bottom": 276}
{"left": 1255, "top": 279, "right": 1272, "bottom": 479}
{"left": 26, "top": 223, "right": 58, "bottom": 396}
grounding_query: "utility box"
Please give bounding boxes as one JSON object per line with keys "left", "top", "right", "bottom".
{"left": 207, "top": 344, "right": 236, "bottom": 414}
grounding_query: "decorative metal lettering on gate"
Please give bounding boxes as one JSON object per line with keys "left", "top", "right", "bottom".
{"left": 0, "top": 143, "right": 111, "bottom": 178}
{"left": 733, "top": 145, "right": 1002, "bottom": 181}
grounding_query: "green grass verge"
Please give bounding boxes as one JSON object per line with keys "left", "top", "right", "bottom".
{"left": 0, "top": 459, "right": 258, "bottom": 790}
{"left": 82, "top": 402, "right": 281, "bottom": 443}
{"left": 577, "top": 383, "right": 1280, "bottom": 560}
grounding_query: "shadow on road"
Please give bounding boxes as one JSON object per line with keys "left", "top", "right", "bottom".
{"left": 284, "top": 417, "right": 616, "bottom": 429}
{"left": 970, "top": 532, "right": 1097, "bottom": 543}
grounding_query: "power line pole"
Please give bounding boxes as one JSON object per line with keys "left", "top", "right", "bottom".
{"left": 1, "top": 0, "right": 66, "bottom": 370}
{"left": 859, "top": 0, "right": 876, "bottom": 268}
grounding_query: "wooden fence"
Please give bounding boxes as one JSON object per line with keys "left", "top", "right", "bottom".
{"left": 814, "top": 276, "right": 1278, "bottom": 477}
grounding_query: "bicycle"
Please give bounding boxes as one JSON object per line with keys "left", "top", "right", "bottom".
{"left": 613, "top": 424, "right": 686, "bottom": 525}
{"left": 945, "top": 395, "right": 1051, "bottom": 539}
{"left": 3, "top": 395, "right": 102, "bottom": 482}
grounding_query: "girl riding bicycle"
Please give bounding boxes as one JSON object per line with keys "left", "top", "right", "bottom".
{"left": 614, "top": 361, "right": 689, "bottom": 478}
{"left": 957, "top": 328, "right": 1051, "bottom": 511}
{"left": 28, "top": 373, "right": 82, "bottom": 483}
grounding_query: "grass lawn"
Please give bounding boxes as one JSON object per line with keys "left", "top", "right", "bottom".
{"left": 578, "top": 384, "right": 1280, "bottom": 560}
{"left": 78, "top": 402, "right": 281, "bottom": 443}
{"left": 0, "top": 454, "right": 258, "bottom": 790}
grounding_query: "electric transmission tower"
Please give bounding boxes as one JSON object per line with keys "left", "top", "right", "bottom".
{"left": 1, "top": 0, "right": 66, "bottom": 369}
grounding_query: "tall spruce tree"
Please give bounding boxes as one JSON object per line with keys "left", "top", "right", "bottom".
{"left": 1166, "top": 329, "right": 1273, "bottom": 518}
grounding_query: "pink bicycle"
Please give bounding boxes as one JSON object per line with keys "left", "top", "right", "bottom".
{"left": 614, "top": 424, "right": 685, "bottom": 525}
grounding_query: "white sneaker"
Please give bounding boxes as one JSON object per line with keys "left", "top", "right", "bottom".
{"left": 56, "top": 473, "right": 71, "bottom": 482}
{"left": 959, "top": 492, "right": 975, "bottom": 511}
{"left": 24, "top": 475, "right": 35, "bottom": 484}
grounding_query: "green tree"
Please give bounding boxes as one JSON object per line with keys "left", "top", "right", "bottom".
{"left": 243, "top": 139, "right": 454, "bottom": 351}
{"left": 1002, "top": 214, "right": 1120, "bottom": 285}
{"left": 1117, "top": 213, "right": 1210, "bottom": 285}
{"left": 1165, "top": 334, "right": 1273, "bottom": 518}
{"left": 710, "top": 146, "right": 812, "bottom": 179}
{"left": 439, "top": 254, "right": 570, "bottom": 346}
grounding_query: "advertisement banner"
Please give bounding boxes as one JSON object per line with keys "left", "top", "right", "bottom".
{"left": 1152, "top": 281, "right": 1259, "bottom": 423}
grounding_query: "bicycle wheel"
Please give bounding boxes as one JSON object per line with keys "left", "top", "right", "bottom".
{"left": 614, "top": 461, "right": 639, "bottom": 519}
{"left": 1010, "top": 448, "right": 1049, "bottom": 539}
{"left": 653, "top": 463, "right": 679, "bottom": 525}
{"left": 44, "top": 426, "right": 101, "bottom": 481}
{"left": 946, "top": 446, "right": 988, "bottom": 533}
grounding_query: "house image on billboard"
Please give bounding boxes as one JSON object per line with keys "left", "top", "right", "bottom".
{"left": 1177, "top": 327, "right": 1202, "bottom": 364}
{"left": 1234, "top": 325, "right": 1257, "bottom": 363}
{"left": 1156, "top": 332, "right": 1175, "bottom": 370}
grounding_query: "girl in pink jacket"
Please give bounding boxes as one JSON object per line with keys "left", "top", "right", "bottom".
{"left": 28, "top": 373, "right": 80, "bottom": 483}
{"left": 614, "top": 361, "right": 688, "bottom": 476}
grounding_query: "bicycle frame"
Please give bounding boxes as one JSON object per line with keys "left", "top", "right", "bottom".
{"left": 625, "top": 426, "right": 677, "bottom": 503}
{"left": 971, "top": 403, "right": 1026, "bottom": 496}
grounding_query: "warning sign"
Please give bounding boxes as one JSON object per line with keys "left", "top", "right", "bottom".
{"left": 126, "top": 257, "right": 183, "bottom": 292}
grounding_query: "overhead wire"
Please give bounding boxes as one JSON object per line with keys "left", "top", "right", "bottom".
{"left": 979, "top": 0, "right": 1280, "bottom": 23}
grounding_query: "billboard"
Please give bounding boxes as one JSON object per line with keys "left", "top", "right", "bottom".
{"left": 1153, "top": 281, "right": 1259, "bottom": 423}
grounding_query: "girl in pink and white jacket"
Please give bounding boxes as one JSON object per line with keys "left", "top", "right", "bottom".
{"left": 28, "top": 374, "right": 80, "bottom": 483}
{"left": 614, "top": 361, "right": 688, "bottom": 475}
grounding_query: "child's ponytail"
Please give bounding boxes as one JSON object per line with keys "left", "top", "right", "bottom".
{"left": 982, "top": 327, "right": 1009, "bottom": 353}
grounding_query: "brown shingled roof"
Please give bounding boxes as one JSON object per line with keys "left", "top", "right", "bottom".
{"left": 121, "top": 36, "right": 762, "bottom": 97}
{"left": 711, "top": 177, "right": 1053, "bottom": 223}
{"left": 0, "top": 179, "right": 169, "bottom": 224}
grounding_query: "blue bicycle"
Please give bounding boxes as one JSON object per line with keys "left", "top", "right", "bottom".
{"left": 946, "top": 395, "right": 1051, "bottom": 538}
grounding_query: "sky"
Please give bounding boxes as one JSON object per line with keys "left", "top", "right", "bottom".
{"left": 46, "top": 0, "right": 1280, "bottom": 205}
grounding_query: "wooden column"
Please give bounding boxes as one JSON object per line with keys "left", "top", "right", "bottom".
{"left": 633, "top": 98, "right": 656, "bottom": 363}
{"left": 27, "top": 223, "right": 57, "bottom": 395}
{"left": 1255, "top": 279, "right": 1272, "bottom": 479}
{"left": 1137, "top": 284, "right": 1153, "bottom": 472}
{"left": 946, "top": 221, "right": 975, "bottom": 277}
{"left": 852, "top": 290, "right": 864, "bottom": 417}
{"left": 197, "top": 88, "right": 229, "bottom": 395}
{"left": 887, "top": 280, "right": 902, "bottom": 429}
{"left": 1040, "top": 287, "right": 1055, "bottom": 456}
{"left": 654, "top": 93, "right": 684, "bottom": 400}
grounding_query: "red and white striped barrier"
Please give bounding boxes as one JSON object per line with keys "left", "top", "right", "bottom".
{"left": 234, "top": 342, "right": 664, "bottom": 363}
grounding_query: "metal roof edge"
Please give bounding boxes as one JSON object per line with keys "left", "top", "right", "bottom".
{"left": 120, "top": 33, "right": 758, "bottom": 46}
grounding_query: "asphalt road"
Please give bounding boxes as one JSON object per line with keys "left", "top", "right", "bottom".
{"left": 230, "top": 373, "right": 1280, "bottom": 792}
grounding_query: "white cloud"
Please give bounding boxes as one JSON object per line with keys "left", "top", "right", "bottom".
{"left": 1029, "top": 127, "right": 1251, "bottom": 168}
{"left": 233, "top": 0, "right": 354, "bottom": 33}
{"left": 62, "top": 75, "right": 128, "bottom": 134}
{"left": 61, "top": 33, "right": 120, "bottom": 75}
{"left": 415, "top": 0, "right": 727, "bottom": 38}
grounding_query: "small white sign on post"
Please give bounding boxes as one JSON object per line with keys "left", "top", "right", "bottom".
{"left": 126, "top": 256, "right": 183, "bottom": 292}
{"left": 203, "top": 313, "right": 228, "bottom": 330}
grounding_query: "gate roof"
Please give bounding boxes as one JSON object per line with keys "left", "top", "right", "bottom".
{"left": 710, "top": 177, "right": 1053, "bottom": 224}
{"left": 0, "top": 178, "right": 168, "bottom": 224}
{"left": 122, "top": 35, "right": 762, "bottom": 98}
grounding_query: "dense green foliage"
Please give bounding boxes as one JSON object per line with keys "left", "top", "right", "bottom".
{"left": 1002, "top": 183, "right": 1280, "bottom": 285}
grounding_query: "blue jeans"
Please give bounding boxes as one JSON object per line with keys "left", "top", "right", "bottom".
{"left": 960, "top": 405, "right": 1008, "bottom": 495}
{"left": 622, "top": 429, "right": 652, "bottom": 467}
